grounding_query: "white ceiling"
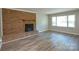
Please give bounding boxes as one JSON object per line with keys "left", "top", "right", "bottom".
{"left": 11, "top": 8, "right": 78, "bottom": 14}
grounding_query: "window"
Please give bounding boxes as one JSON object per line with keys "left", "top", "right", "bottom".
{"left": 57, "top": 16, "right": 67, "bottom": 27}
{"left": 68, "top": 15, "right": 75, "bottom": 27}
{"left": 52, "top": 15, "right": 75, "bottom": 28}
{"left": 52, "top": 17, "right": 56, "bottom": 26}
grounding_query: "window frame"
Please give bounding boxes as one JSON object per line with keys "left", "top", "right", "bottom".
{"left": 67, "top": 15, "right": 75, "bottom": 28}
{"left": 56, "top": 16, "right": 67, "bottom": 27}
{"left": 52, "top": 14, "right": 75, "bottom": 28}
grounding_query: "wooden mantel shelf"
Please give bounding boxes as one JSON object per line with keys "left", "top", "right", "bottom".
{"left": 22, "top": 19, "right": 36, "bottom": 21}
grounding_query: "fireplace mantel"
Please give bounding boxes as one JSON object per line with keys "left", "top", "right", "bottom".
{"left": 22, "top": 19, "right": 36, "bottom": 21}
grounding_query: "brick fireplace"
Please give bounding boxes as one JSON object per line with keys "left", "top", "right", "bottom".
{"left": 2, "top": 8, "right": 36, "bottom": 42}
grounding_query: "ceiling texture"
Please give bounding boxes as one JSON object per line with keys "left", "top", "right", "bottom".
{"left": 10, "top": 8, "right": 78, "bottom": 14}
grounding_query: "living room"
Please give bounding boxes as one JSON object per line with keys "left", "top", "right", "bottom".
{"left": 0, "top": 8, "right": 79, "bottom": 51}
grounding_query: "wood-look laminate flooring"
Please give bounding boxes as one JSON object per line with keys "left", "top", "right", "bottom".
{"left": 1, "top": 31, "right": 79, "bottom": 51}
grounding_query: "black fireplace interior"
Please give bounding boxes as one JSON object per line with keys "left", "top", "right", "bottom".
{"left": 25, "top": 24, "right": 34, "bottom": 32}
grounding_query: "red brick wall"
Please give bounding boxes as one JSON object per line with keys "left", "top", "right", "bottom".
{"left": 2, "top": 8, "right": 36, "bottom": 35}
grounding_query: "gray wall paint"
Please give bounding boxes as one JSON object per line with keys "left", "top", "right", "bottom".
{"left": 0, "top": 8, "right": 2, "bottom": 48}
{"left": 48, "top": 10, "right": 79, "bottom": 35}
{"left": 0, "top": 8, "right": 2, "bottom": 37}
{"left": 36, "top": 13, "right": 48, "bottom": 32}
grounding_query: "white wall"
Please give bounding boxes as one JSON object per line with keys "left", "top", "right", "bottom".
{"left": 0, "top": 8, "right": 2, "bottom": 48}
{"left": 36, "top": 13, "right": 48, "bottom": 32}
{"left": 48, "top": 10, "right": 79, "bottom": 35}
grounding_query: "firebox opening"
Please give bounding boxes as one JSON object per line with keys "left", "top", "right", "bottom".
{"left": 25, "top": 24, "right": 34, "bottom": 32}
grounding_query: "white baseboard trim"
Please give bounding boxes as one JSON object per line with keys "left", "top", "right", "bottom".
{"left": 49, "top": 29, "right": 79, "bottom": 35}
{"left": 3, "top": 34, "right": 38, "bottom": 44}
{"left": 38, "top": 30, "right": 47, "bottom": 32}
